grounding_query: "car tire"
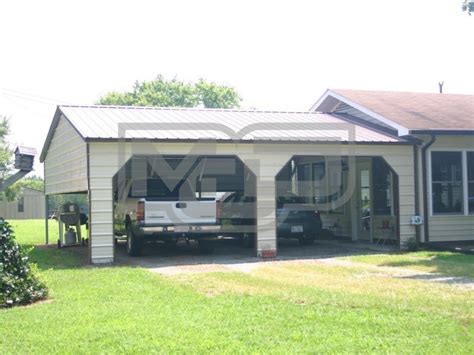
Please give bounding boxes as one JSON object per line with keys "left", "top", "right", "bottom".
{"left": 298, "top": 235, "right": 315, "bottom": 246}
{"left": 198, "top": 240, "right": 215, "bottom": 254}
{"left": 242, "top": 233, "right": 255, "bottom": 248}
{"left": 126, "top": 227, "right": 142, "bottom": 257}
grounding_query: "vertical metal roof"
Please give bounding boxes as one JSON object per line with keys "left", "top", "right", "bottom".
{"left": 40, "top": 105, "right": 405, "bottom": 162}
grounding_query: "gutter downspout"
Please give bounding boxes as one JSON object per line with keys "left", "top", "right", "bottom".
{"left": 421, "top": 134, "right": 436, "bottom": 244}
{"left": 413, "top": 145, "right": 420, "bottom": 243}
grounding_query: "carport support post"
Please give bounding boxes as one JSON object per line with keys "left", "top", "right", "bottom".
{"left": 89, "top": 186, "right": 115, "bottom": 264}
{"left": 255, "top": 178, "right": 277, "bottom": 258}
{"left": 45, "top": 194, "right": 49, "bottom": 245}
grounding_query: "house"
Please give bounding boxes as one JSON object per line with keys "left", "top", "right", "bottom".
{"left": 40, "top": 105, "right": 417, "bottom": 264}
{"left": 312, "top": 89, "right": 474, "bottom": 243}
{"left": 0, "top": 187, "right": 45, "bottom": 219}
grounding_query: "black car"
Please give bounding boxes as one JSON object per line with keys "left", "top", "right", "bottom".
{"left": 276, "top": 193, "right": 322, "bottom": 245}
{"left": 220, "top": 191, "right": 322, "bottom": 247}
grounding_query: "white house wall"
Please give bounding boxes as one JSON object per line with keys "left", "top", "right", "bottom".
{"left": 43, "top": 116, "right": 88, "bottom": 195}
{"left": 88, "top": 141, "right": 416, "bottom": 264}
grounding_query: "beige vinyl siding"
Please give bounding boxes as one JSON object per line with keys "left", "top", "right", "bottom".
{"left": 429, "top": 216, "right": 474, "bottom": 241}
{"left": 43, "top": 116, "right": 88, "bottom": 195}
{"left": 424, "top": 135, "right": 474, "bottom": 242}
{"left": 88, "top": 141, "right": 415, "bottom": 263}
{"left": 0, "top": 189, "right": 45, "bottom": 219}
{"left": 427, "top": 135, "right": 474, "bottom": 149}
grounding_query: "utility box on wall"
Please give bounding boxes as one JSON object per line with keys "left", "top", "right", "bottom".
{"left": 14, "top": 146, "right": 36, "bottom": 171}
{"left": 410, "top": 215, "right": 424, "bottom": 226}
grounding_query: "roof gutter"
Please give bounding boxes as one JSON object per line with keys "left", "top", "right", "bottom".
{"left": 84, "top": 137, "right": 411, "bottom": 145}
{"left": 421, "top": 134, "right": 437, "bottom": 244}
{"left": 410, "top": 129, "right": 474, "bottom": 136}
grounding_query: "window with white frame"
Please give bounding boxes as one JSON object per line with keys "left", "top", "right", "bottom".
{"left": 431, "top": 151, "right": 463, "bottom": 214}
{"left": 468, "top": 152, "right": 474, "bottom": 214}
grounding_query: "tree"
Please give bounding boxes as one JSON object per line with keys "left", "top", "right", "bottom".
{"left": 0, "top": 117, "right": 11, "bottom": 178}
{"left": 462, "top": 0, "right": 474, "bottom": 14}
{"left": 48, "top": 193, "right": 88, "bottom": 214}
{"left": 3, "top": 176, "right": 44, "bottom": 202}
{"left": 97, "top": 75, "right": 241, "bottom": 108}
{"left": 0, "top": 221, "right": 48, "bottom": 307}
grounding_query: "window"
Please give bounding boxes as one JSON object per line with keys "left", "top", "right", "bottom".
{"left": 312, "top": 158, "right": 345, "bottom": 214}
{"left": 297, "top": 163, "right": 312, "bottom": 202}
{"left": 17, "top": 196, "right": 24, "bottom": 213}
{"left": 312, "top": 160, "right": 326, "bottom": 204}
{"left": 372, "top": 157, "right": 393, "bottom": 215}
{"left": 468, "top": 152, "right": 474, "bottom": 214}
{"left": 431, "top": 152, "right": 463, "bottom": 214}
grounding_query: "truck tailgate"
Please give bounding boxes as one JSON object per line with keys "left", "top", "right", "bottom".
{"left": 144, "top": 200, "right": 217, "bottom": 225}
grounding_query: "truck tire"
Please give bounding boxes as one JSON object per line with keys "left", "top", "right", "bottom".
{"left": 198, "top": 240, "right": 214, "bottom": 254}
{"left": 126, "top": 227, "right": 142, "bottom": 257}
{"left": 298, "top": 235, "right": 315, "bottom": 246}
{"left": 242, "top": 233, "right": 255, "bottom": 248}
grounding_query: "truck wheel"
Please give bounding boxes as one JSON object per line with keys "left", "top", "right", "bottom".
{"left": 198, "top": 240, "right": 214, "bottom": 254}
{"left": 126, "top": 227, "right": 142, "bottom": 257}
{"left": 298, "top": 235, "right": 315, "bottom": 246}
{"left": 242, "top": 233, "right": 255, "bottom": 248}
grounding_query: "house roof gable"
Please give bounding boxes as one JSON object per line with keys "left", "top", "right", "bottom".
{"left": 312, "top": 89, "right": 474, "bottom": 135}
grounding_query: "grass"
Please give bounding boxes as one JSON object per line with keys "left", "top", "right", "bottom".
{"left": 1, "top": 220, "right": 473, "bottom": 353}
{"left": 8, "top": 219, "right": 88, "bottom": 247}
{"left": 350, "top": 251, "right": 474, "bottom": 278}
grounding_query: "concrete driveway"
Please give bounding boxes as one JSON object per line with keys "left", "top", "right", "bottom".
{"left": 115, "top": 238, "right": 398, "bottom": 275}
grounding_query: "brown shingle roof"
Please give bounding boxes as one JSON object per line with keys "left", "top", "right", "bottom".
{"left": 332, "top": 89, "right": 474, "bottom": 131}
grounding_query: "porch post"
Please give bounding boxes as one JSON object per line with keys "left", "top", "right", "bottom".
{"left": 45, "top": 194, "right": 49, "bottom": 245}
{"left": 255, "top": 178, "right": 277, "bottom": 257}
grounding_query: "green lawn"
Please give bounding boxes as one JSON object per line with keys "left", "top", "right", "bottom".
{"left": 8, "top": 218, "right": 88, "bottom": 247}
{"left": 350, "top": 251, "right": 474, "bottom": 278}
{"left": 1, "top": 220, "right": 473, "bottom": 354}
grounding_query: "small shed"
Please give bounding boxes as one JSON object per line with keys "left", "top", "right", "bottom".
{"left": 0, "top": 187, "right": 45, "bottom": 220}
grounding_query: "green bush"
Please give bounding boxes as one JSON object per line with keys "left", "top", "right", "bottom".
{"left": 404, "top": 236, "right": 419, "bottom": 252}
{"left": 0, "top": 220, "right": 48, "bottom": 308}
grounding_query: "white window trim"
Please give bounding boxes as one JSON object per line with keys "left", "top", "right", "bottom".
{"left": 428, "top": 148, "right": 473, "bottom": 217}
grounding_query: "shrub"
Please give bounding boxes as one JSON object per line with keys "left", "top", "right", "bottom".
{"left": 404, "top": 236, "right": 419, "bottom": 252}
{"left": 0, "top": 220, "right": 48, "bottom": 308}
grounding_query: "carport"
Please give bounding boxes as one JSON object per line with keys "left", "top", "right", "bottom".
{"left": 40, "top": 105, "right": 417, "bottom": 264}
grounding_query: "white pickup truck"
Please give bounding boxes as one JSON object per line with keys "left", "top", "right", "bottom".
{"left": 114, "top": 178, "right": 222, "bottom": 256}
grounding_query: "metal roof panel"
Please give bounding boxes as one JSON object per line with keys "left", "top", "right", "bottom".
{"left": 57, "top": 105, "right": 400, "bottom": 143}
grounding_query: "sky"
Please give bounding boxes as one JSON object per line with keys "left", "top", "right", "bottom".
{"left": 0, "top": 0, "right": 473, "bottom": 176}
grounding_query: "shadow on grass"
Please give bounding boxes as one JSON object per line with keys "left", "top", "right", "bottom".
{"left": 24, "top": 244, "right": 89, "bottom": 270}
{"left": 379, "top": 252, "right": 474, "bottom": 279}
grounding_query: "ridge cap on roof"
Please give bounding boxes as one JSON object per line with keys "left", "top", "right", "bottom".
{"left": 58, "top": 104, "right": 319, "bottom": 115}
{"left": 330, "top": 88, "right": 474, "bottom": 97}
